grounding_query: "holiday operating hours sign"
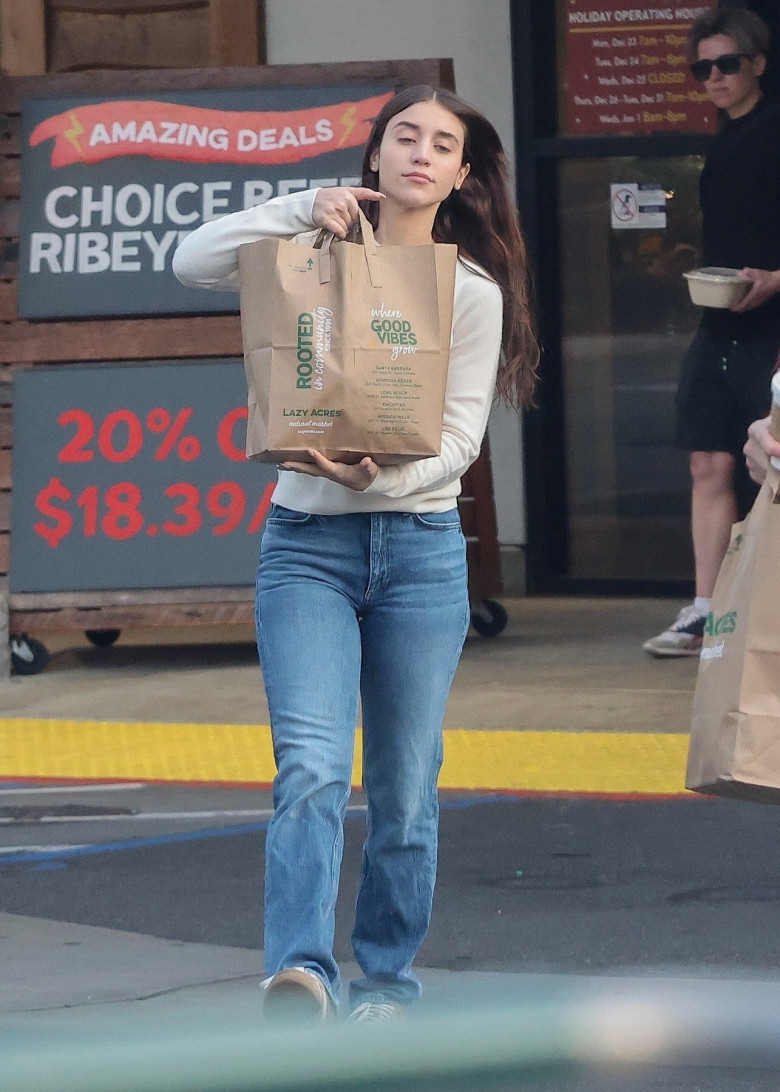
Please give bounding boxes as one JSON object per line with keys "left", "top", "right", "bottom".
{"left": 563, "top": 2, "right": 718, "bottom": 135}
{"left": 10, "top": 359, "right": 278, "bottom": 594}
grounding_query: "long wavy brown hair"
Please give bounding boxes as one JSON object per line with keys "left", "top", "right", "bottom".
{"left": 360, "top": 85, "right": 539, "bottom": 408}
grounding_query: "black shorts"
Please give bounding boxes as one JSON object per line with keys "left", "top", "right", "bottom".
{"left": 675, "top": 327, "right": 780, "bottom": 455}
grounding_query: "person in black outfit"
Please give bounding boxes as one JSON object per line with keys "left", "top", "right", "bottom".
{"left": 644, "top": 7, "right": 780, "bottom": 658}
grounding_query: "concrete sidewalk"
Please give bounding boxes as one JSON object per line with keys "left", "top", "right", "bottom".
{"left": 0, "top": 596, "right": 699, "bottom": 733}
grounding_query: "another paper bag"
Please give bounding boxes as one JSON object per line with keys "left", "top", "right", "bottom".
{"left": 686, "top": 462, "right": 780, "bottom": 803}
{"left": 238, "top": 210, "right": 457, "bottom": 464}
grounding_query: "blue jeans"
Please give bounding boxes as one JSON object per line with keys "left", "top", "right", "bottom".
{"left": 255, "top": 506, "right": 470, "bottom": 1007}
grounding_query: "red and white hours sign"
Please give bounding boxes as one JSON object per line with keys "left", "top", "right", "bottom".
{"left": 564, "top": 2, "right": 718, "bottom": 135}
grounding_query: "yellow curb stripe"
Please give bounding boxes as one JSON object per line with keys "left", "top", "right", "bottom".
{"left": 441, "top": 728, "right": 689, "bottom": 795}
{"left": 0, "top": 719, "right": 690, "bottom": 796}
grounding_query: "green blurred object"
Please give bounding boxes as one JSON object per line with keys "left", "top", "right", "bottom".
{"left": 0, "top": 997, "right": 578, "bottom": 1092}
{"left": 4, "top": 978, "right": 780, "bottom": 1091}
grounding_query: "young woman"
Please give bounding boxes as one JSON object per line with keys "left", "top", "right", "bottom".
{"left": 173, "top": 85, "right": 538, "bottom": 1024}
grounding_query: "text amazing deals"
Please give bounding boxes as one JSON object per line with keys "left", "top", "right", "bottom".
{"left": 20, "top": 89, "right": 392, "bottom": 315}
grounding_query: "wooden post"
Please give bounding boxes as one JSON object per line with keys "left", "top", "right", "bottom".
{"left": 209, "top": 0, "right": 266, "bottom": 66}
{"left": 0, "top": 0, "right": 47, "bottom": 75}
{"left": 0, "top": 595, "right": 9, "bottom": 678}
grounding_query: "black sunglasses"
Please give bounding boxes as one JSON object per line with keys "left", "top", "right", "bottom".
{"left": 690, "top": 52, "right": 754, "bottom": 81}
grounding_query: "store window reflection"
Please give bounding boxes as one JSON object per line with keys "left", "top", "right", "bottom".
{"left": 559, "top": 155, "right": 704, "bottom": 581}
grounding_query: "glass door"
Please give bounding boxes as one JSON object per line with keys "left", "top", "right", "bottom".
{"left": 558, "top": 154, "right": 704, "bottom": 582}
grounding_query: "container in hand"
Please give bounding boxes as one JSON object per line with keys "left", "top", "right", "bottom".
{"left": 683, "top": 267, "right": 752, "bottom": 308}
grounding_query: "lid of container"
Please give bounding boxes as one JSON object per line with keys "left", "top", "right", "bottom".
{"left": 683, "top": 267, "right": 752, "bottom": 283}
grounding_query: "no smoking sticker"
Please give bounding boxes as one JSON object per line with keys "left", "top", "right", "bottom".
{"left": 610, "top": 183, "right": 667, "bottom": 230}
{"left": 612, "top": 186, "right": 638, "bottom": 224}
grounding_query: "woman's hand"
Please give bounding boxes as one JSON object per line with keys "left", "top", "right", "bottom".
{"left": 312, "top": 186, "right": 384, "bottom": 239}
{"left": 732, "top": 268, "right": 780, "bottom": 312}
{"left": 280, "top": 449, "right": 379, "bottom": 491}
{"left": 743, "top": 414, "right": 780, "bottom": 484}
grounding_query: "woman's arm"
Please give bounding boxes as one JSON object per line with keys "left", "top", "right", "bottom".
{"left": 171, "top": 190, "right": 319, "bottom": 291}
{"left": 172, "top": 185, "right": 383, "bottom": 292}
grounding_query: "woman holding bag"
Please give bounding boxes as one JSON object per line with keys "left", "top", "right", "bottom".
{"left": 173, "top": 85, "right": 538, "bottom": 1024}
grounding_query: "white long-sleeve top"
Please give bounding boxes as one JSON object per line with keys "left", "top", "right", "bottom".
{"left": 172, "top": 190, "right": 503, "bottom": 514}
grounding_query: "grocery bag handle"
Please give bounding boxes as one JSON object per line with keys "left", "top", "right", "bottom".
{"left": 355, "top": 209, "right": 382, "bottom": 288}
{"left": 311, "top": 208, "right": 382, "bottom": 288}
{"left": 313, "top": 228, "right": 332, "bottom": 284}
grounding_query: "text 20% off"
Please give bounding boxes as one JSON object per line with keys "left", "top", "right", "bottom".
{"left": 57, "top": 407, "right": 248, "bottom": 464}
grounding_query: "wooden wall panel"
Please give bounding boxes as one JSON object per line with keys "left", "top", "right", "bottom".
{"left": 0, "top": 197, "right": 20, "bottom": 237}
{"left": 0, "top": 406, "right": 11, "bottom": 448}
{"left": 1, "top": 316, "right": 243, "bottom": 364}
{"left": 0, "top": 242, "right": 17, "bottom": 278}
{"left": 0, "top": 282, "right": 17, "bottom": 321}
{"left": 210, "top": 0, "right": 266, "bottom": 66}
{"left": 1, "top": 113, "right": 21, "bottom": 145}
{"left": 0, "top": 60, "right": 453, "bottom": 113}
{"left": 50, "top": 2, "right": 206, "bottom": 11}
{"left": 0, "top": 155, "right": 20, "bottom": 199}
{"left": 0, "top": 0, "right": 47, "bottom": 76}
{"left": 9, "top": 598, "right": 254, "bottom": 632}
{"left": 48, "top": 8, "right": 211, "bottom": 72}
{"left": 0, "top": 449, "right": 11, "bottom": 490}
{"left": 44, "top": 0, "right": 267, "bottom": 72}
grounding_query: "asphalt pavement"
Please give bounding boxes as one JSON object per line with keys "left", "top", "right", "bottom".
{"left": 1, "top": 596, "right": 780, "bottom": 1090}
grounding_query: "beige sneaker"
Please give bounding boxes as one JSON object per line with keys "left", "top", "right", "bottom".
{"left": 261, "top": 967, "right": 335, "bottom": 1023}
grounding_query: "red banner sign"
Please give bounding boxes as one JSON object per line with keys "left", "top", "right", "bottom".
{"left": 564, "top": 2, "right": 718, "bottom": 135}
{"left": 30, "top": 93, "right": 394, "bottom": 168}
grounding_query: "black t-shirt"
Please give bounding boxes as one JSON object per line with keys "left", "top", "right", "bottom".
{"left": 699, "top": 95, "right": 780, "bottom": 339}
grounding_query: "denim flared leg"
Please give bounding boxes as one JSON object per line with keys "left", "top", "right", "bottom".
{"left": 255, "top": 507, "right": 365, "bottom": 1003}
{"left": 350, "top": 511, "right": 470, "bottom": 1005}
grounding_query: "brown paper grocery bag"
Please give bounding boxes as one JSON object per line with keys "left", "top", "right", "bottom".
{"left": 686, "top": 463, "right": 780, "bottom": 803}
{"left": 238, "top": 210, "right": 457, "bottom": 464}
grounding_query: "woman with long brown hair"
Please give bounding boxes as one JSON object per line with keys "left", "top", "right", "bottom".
{"left": 173, "top": 84, "right": 538, "bottom": 1025}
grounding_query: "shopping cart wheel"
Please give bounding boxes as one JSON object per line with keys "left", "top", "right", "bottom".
{"left": 10, "top": 634, "right": 50, "bottom": 675}
{"left": 470, "top": 598, "right": 508, "bottom": 638}
{"left": 85, "top": 629, "right": 121, "bottom": 648}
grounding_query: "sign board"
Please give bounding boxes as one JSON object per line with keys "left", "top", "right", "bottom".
{"left": 10, "top": 359, "right": 278, "bottom": 593}
{"left": 564, "top": 2, "right": 718, "bottom": 135}
{"left": 18, "top": 82, "right": 395, "bottom": 319}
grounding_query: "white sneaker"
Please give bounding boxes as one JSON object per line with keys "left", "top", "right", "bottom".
{"left": 642, "top": 604, "right": 707, "bottom": 658}
{"left": 344, "top": 1000, "right": 404, "bottom": 1026}
{"left": 261, "top": 967, "right": 335, "bottom": 1023}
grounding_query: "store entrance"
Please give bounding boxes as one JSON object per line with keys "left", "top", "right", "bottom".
{"left": 558, "top": 154, "right": 703, "bottom": 583}
{"left": 514, "top": 0, "right": 778, "bottom": 593}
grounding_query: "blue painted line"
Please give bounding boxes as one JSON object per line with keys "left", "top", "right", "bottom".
{"left": 0, "top": 794, "right": 507, "bottom": 867}
{"left": 439, "top": 793, "right": 506, "bottom": 810}
{"left": 0, "top": 820, "right": 274, "bottom": 866}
